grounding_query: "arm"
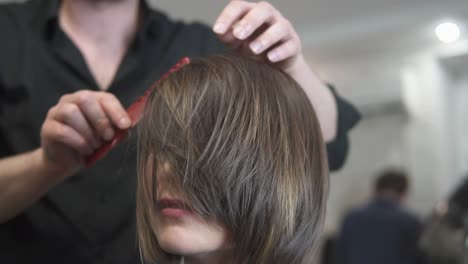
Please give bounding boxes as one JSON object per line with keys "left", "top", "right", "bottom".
{"left": 284, "top": 55, "right": 337, "bottom": 142}
{"left": 0, "top": 90, "right": 131, "bottom": 223}
{"left": 0, "top": 149, "right": 67, "bottom": 223}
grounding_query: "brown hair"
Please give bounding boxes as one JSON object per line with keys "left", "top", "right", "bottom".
{"left": 136, "top": 54, "right": 329, "bottom": 264}
{"left": 375, "top": 169, "right": 408, "bottom": 195}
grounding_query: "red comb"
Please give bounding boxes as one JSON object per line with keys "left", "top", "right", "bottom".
{"left": 84, "top": 57, "right": 191, "bottom": 167}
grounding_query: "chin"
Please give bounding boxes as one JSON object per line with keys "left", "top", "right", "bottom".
{"left": 156, "top": 225, "right": 205, "bottom": 255}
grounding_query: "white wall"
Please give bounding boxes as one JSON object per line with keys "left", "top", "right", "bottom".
{"left": 325, "top": 111, "right": 407, "bottom": 233}
{"left": 321, "top": 48, "right": 468, "bottom": 236}
{"left": 454, "top": 77, "right": 468, "bottom": 177}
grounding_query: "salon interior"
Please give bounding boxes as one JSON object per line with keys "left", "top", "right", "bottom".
{"left": 3, "top": 0, "right": 468, "bottom": 263}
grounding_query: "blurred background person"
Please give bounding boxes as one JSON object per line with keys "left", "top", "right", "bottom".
{"left": 334, "top": 169, "right": 425, "bottom": 264}
{"left": 420, "top": 176, "right": 468, "bottom": 264}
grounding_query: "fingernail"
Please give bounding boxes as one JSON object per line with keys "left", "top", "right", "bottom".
{"left": 268, "top": 51, "right": 280, "bottom": 62}
{"left": 213, "top": 23, "right": 227, "bottom": 34}
{"left": 233, "top": 26, "right": 245, "bottom": 39}
{"left": 234, "top": 26, "right": 249, "bottom": 39}
{"left": 250, "top": 41, "right": 263, "bottom": 54}
{"left": 103, "top": 128, "right": 114, "bottom": 141}
{"left": 119, "top": 117, "right": 131, "bottom": 128}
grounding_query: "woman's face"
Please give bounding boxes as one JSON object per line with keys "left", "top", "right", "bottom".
{"left": 148, "top": 162, "right": 232, "bottom": 258}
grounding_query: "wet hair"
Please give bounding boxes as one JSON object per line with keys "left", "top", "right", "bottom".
{"left": 136, "top": 54, "right": 329, "bottom": 264}
{"left": 375, "top": 169, "right": 408, "bottom": 195}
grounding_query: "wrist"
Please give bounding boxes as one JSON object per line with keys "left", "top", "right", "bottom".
{"left": 31, "top": 148, "right": 75, "bottom": 182}
{"left": 283, "top": 54, "right": 307, "bottom": 76}
{"left": 283, "top": 54, "right": 327, "bottom": 92}
{"left": 280, "top": 54, "right": 338, "bottom": 142}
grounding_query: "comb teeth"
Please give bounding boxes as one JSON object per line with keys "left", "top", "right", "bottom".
{"left": 84, "top": 57, "right": 191, "bottom": 167}
{"left": 127, "top": 57, "right": 191, "bottom": 126}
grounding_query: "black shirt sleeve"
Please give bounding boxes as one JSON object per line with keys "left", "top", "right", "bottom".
{"left": 326, "top": 85, "right": 361, "bottom": 171}
{"left": 0, "top": 77, "right": 8, "bottom": 159}
{"left": 0, "top": 4, "right": 21, "bottom": 159}
{"left": 0, "top": 79, "right": 6, "bottom": 159}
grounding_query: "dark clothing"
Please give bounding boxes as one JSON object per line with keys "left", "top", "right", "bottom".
{"left": 336, "top": 199, "right": 423, "bottom": 264}
{"left": 0, "top": 1, "right": 360, "bottom": 263}
{"left": 450, "top": 177, "right": 468, "bottom": 211}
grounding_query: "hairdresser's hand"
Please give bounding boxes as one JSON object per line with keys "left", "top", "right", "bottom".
{"left": 213, "top": 0, "right": 302, "bottom": 70}
{"left": 213, "top": 1, "right": 338, "bottom": 142}
{"left": 40, "top": 90, "right": 131, "bottom": 177}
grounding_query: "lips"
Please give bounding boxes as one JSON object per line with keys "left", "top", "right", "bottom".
{"left": 157, "top": 198, "right": 193, "bottom": 217}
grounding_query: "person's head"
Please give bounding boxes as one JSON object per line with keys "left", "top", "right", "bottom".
{"left": 374, "top": 169, "right": 409, "bottom": 202}
{"left": 136, "top": 55, "right": 329, "bottom": 264}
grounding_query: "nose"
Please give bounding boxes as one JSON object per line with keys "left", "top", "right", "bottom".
{"left": 155, "top": 162, "right": 185, "bottom": 200}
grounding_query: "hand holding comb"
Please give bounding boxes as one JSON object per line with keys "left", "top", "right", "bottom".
{"left": 84, "top": 57, "right": 191, "bottom": 167}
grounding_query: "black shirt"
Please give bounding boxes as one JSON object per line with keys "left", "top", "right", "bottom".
{"left": 336, "top": 199, "right": 423, "bottom": 264}
{"left": 0, "top": 1, "right": 360, "bottom": 263}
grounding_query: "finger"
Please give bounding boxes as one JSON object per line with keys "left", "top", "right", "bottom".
{"left": 232, "top": 1, "right": 277, "bottom": 40}
{"left": 267, "top": 38, "right": 301, "bottom": 63}
{"left": 249, "top": 20, "right": 290, "bottom": 55}
{"left": 217, "top": 29, "right": 244, "bottom": 50}
{"left": 213, "top": 1, "right": 254, "bottom": 35}
{"left": 54, "top": 103, "right": 102, "bottom": 149}
{"left": 218, "top": 29, "right": 237, "bottom": 43}
{"left": 42, "top": 120, "right": 94, "bottom": 156}
{"left": 75, "top": 91, "right": 115, "bottom": 141}
{"left": 98, "top": 93, "right": 131, "bottom": 130}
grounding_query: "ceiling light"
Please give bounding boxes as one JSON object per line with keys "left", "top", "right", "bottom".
{"left": 435, "top": 22, "right": 461, "bottom": 43}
